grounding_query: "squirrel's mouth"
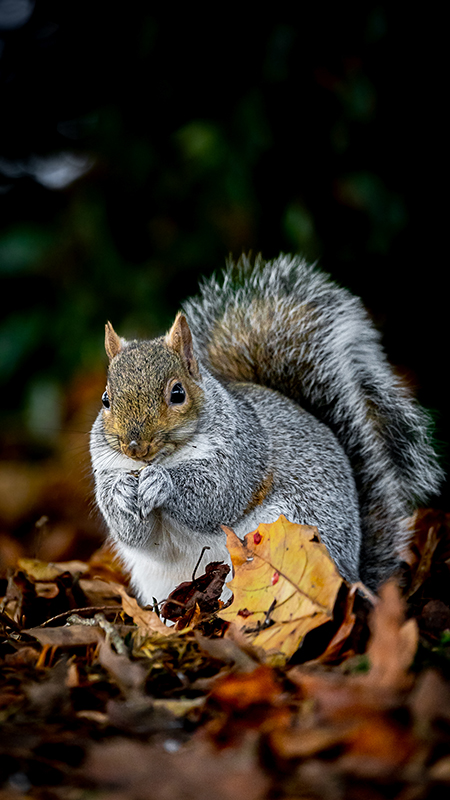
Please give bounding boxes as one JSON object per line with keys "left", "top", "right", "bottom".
{"left": 121, "top": 440, "right": 153, "bottom": 460}
{"left": 120, "top": 439, "right": 177, "bottom": 462}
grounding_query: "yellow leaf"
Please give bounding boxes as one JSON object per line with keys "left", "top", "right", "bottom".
{"left": 219, "top": 516, "right": 343, "bottom": 664}
{"left": 17, "top": 557, "right": 89, "bottom": 581}
{"left": 152, "top": 697, "right": 205, "bottom": 717}
{"left": 17, "top": 558, "right": 65, "bottom": 581}
{"left": 221, "top": 526, "right": 249, "bottom": 566}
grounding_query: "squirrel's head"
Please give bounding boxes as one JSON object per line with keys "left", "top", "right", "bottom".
{"left": 100, "top": 313, "right": 203, "bottom": 462}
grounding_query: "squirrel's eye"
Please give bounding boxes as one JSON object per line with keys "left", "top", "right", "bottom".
{"left": 102, "top": 390, "right": 110, "bottom": 409}
{"left": 170, "top": 382, "right": 186, "bottom": 405}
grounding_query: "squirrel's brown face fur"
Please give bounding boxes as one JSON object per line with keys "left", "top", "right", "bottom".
{"left": 102, "top": 315, "right": 203, "bottom": 461}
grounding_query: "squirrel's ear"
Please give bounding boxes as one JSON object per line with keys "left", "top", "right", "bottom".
{"left": 166, "top": 313, "right": 200, "bottom": 379}
{"left": 105, "top": 321, "right": 123, "bottom": 361}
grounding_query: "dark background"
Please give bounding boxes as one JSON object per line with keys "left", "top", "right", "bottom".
{"left": 0, "top": 2, "right": 447, "bottom": 516}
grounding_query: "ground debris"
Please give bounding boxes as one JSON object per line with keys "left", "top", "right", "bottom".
{"left": 1, "top": 513, "right": 450, "bottom": 798}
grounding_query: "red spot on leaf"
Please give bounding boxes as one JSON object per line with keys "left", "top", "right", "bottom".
{"left": 272, "top": 571, "right": 280, "bottom": 585}
{"left": 238, "top": 608, "right": 253, "bottom": 618}
{"left": 253, "top": 532, "right": 262, "bottom": 544}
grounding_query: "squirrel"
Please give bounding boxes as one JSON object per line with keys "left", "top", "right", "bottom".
{"left": 90, "top": 254, "right": 443, "bottom": 605}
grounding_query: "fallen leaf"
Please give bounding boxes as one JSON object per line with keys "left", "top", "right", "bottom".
{"left": 98, "top": 638, "right": 147, "bottom": 693}
{"left": 403, "top": 510, "right": 443, "bottom": 597}
{"left": 429, "top": 756, "right": 450, "bottom": 781}
{"left": 160, "top": 561, "right": 230, "bottom": 624}
{"left": 17, "top": 558, "right": 65, "bottom": 582}
{"left": 50, "top": 559, "right": 90, "bottom": 576}
{"left": 269, "top": 723, "right": 354, "bottom": 760}
{"left": 210, "top": 665, "right": 282, "bottom": 710}
{"left": 153, "top": 696, "right": 205, "bottom": 717}
{"left": 219, "top": 517, "right": 344, "bottom": 663}
{"left": 34, "top": 581, "right": 60, "bottom": 599}
{"left": 337, "top": 715, "right": 417, "bottom": 777}
{"left": 82, "top": 736, "right": 270, "bottom": 800}
{"left": 312, "top": 584, "right": 358, "bottom": 663}
{"left": 78, "top": 577, "right": 124, "bottom": 606}
{"left": 65, "top": 662, "right": 81, "bottom": 688}
{"left": 87, "top": 545, "right": 130, "bottom": 584}
{"left": 3, "top": 646, "right": 39, "bottom": 667}
{"left": 409, "top": 669, "right": 450, "bottom": 733}
{"left": 194, "top": 633, "right": 259, "bottom": 672}
{"left": 365, "top": 581, "right": 418, "bottom": 690}
{"left": 286, "top": 587, "right": 418, "bottom": 728}
{"left": 22, "top": 624, "right": 104, "bottom": 647}
{"left": 105, "top": 696, "right": 180, "bottom": 735}
{"left": 287, "top": 670, "right": 392, "bottom": 720}
{"left": 116, "top": 584, "right": 173, "bottom": 636}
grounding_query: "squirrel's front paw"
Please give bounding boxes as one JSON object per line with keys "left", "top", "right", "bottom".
{"left": 113, "top": 473, "right": 139, "bottom": 518}
{"left": 138, "top": 465, "right": 173, "bottom": 518}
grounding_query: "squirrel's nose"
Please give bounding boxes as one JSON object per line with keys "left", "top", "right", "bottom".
{"left": 122, "top": 440, "right": 150, "bottom": 460}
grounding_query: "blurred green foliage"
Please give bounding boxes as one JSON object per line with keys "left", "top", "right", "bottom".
{"left": 0, "top": 4, "right": 446, "bottom": 493}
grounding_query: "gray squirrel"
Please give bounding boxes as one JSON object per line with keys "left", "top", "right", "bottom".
{"left": 90, "top": 254, "right": 442, "bottom": 604}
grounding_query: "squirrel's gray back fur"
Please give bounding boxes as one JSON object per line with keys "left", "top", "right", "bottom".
{"left": 183, "top": 254, "right": 443, "bottom": 587}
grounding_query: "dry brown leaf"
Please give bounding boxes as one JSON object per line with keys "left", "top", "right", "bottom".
{"left": 429, "top": 757, "right": 450, "bottom": 781}
{"left": 98, "top": 639, "right": 147, "bottom": 693}
{"left": 219, "top": 516, "right": 344, "bottom": 663}
{"left": 160, "top": 561, "right": 230, "bottom": 625}
{"left": 3, "top": 646, "right": 39, "bottom": 668}
{"left": 87, "top": 544, "right": 130, "bottom": 584}
{"left": 152, "top": 697, "right": 205, "bottom": 717}
{"left": 269, "top": 724, "right": 352, "bottom": 760}
{"left": 409, "top": 669, "right": 450, "bottom": 733}
{"left": 337, "top": 715, "right": 417, "bottom": 777}
{"left": 365, "top": 581, "right": 418, "bottom": 690}
{"left": 82, "top": 736, "right": 270, "bottom": 800}
{"left": 33, "top": 581, "right": 60, "bottom": 599}
{"left": 194, "top": 633, "right": 259, "bottom": 672}
{"left": 306, "top": 584, "right": 359, "bottom": 665}
{"left": 287, "top": 670, "right": 391, "bottom": 720}
{"left": 16, "top": 557, "right": 90, "bottom": 582}
{"left": 78, "top": 577, "right": 124, "bottom": 607}
{"left": 16, "top": 558, "right": 67, "bottom": 582}
{"left": 22, "top": 624, "right": 104, "bottom": 647}
{"left": 116, "top": 584, "right": 173, "bottom": 636}
{"left": 210, "top": 665, "right": 282, "bottom": 710}
{"left": 403, "top": 510, "right": 443, "bottom": 597}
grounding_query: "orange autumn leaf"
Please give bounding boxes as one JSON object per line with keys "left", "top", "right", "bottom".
{"left": 365, "top": 581, "right": 418, "bottom": 691}
{"left": 116, "top": 584, "right": 173, "bottom": 637}
{"left": 211, "top": 666, "right": 282, "bottom": 710}
{"left": 219, "top": 516, "right": 344, "bottom": 663}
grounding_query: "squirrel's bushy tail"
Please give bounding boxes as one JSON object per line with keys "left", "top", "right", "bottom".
{"left": 183, "top": 254, "right": 443, "bottom": 588}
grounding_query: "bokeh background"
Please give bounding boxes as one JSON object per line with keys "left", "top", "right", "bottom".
{"left": 0, "top": 2, "right": 447, "bottom": 564}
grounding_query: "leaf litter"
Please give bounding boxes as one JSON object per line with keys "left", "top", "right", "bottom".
{"left": 1, "top": 513, "right": 450, "bottom": 798}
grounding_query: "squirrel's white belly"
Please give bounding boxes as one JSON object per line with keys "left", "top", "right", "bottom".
{"left": 114, "top": 500, "right": 291, "bottom": 607}
{"left": 114, "top": 511, "right": 231, "bottom": 606}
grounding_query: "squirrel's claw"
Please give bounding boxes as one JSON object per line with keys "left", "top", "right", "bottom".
{"left": 138, "top": 465, "right": 173, "bottom": 518}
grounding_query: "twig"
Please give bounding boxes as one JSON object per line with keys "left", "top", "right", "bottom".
{"left": 67, "top": 612, "right": 128, "bottom": 655}
{"left": 39, "top": 605, "right": 122, "bottom": 627}
{"left": 192, "top": 546, "right": 211, "bottom": 582}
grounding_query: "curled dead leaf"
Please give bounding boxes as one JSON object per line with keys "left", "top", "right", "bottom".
{"left": 366, "top": 581, "right": 418, "bottom": 690}
{"left": 116, "top": 584, "right": 173, "bottom": 636}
